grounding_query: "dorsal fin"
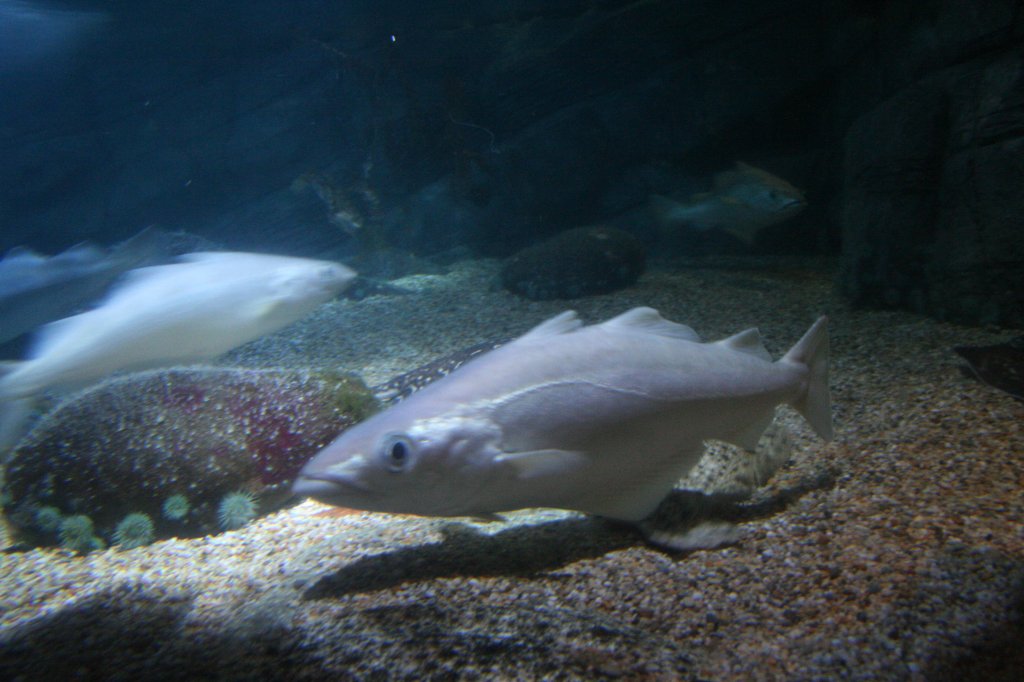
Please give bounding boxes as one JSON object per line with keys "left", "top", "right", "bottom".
{"left": 5, "top": 246, "right": 41, "bottom": 260}
{"left": 601, "top": 307, "right": 700, "bottom": 342}
{"left": 518, "top": 310, "right": 582, "bottom": 341}
{"left": 100, "top": 262, "right": 183, "bottom": 300}
{"left": 27, "top": 313, "right": 91, "bottom": 359}
{"left": 177, "top": 251, "right": 242, "bottom": 264}
{"left": 718, "top": 328, "right": 771, "bottom": 361}
{"left": 59, "top": 242, "right": 105, "bottom": 262}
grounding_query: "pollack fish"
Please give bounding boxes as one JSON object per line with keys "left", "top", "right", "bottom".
{"left": 0, "top": 226, "right": 188, "bottom": 346}
{"left": 295, "top": 307, "right": 832, "bottom": 539}
{"left": 650, "top": 162, "right": 807, "bottom": 244}
{"left": 0, "top": 251, "right": 355, "bottom": 400}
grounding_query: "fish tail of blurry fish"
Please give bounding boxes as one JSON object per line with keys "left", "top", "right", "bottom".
{"left": 0, "top": 360, "right": 22, "bottom": 399}
{"left": 781, "top": 316, "right": 833, "bottom": 441}
{"left": 0, "top": 395, "right": 35, "bottom": 463}
{"left": 648, "top": 194, "right": 692, "bottom": 229}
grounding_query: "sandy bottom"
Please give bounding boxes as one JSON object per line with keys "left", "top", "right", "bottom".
{"left": 1, "top": 257, "right": 1022, "bottom": 681}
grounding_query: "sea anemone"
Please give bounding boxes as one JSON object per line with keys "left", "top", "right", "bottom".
{"left": 217, "top": 490, "right": 258, "bottom": 530}
{"left": 114, "top": 512, "right": 155, "bottom": 550}
{"left": 162, "top": 494, "right": 190, "bottom": 521}
{"left": 59, "top": 515, "right": 104, "bottom": 554}
{"left": 34, "top": 505, "right": 63, "bottom": 533}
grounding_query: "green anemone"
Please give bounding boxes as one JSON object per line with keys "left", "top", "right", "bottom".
{"left": 162, "top": 494, "right": 190, "bottom": 521}
{"left": 34, "top": 506, "right": 63, "bottom": 533}
{"left": 114, "top": 512, "right": 155, "bottom": 550}
{"left": 217, "top": 490, "right": 258, "bottom": 531}
{"left": 59, "top": 515, "right": 104, "bottom": 554}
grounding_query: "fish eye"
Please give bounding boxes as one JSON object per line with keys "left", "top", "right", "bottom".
{"left": 768, "top": 190, "right": 779, "bottom": 200}
{"left": 380, "top": 434, "right": 415, "bottom": 473}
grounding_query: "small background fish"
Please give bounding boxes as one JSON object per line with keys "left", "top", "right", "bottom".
{"left": 650, "top": 161, "right": 807, "bottom": 245}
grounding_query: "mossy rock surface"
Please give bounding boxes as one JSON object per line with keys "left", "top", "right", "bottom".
{"left": 3, "top": 367, "right": 377, "bottom": 547}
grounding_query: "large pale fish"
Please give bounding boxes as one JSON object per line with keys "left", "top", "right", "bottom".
{"left": 650, "top": 162, "right": 807, "bottom": 244}
{"left": 0, "top": 226, "right": 200, "bottom": 346}
{"left": 295, "top": 307, "right": 832, "bottom": 530}
{"left": 0, "top": 251, "right": 355, "bottom": 400}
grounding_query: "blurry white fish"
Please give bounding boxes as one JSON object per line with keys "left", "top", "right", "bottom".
{"left": 0, "top": 227, "right": 180, "bottom": 346}
{"left": 0, "top": 251, "right": 356, "bottom": 400}
{"left": 295, "top": 307, "right": 831, "bottom": 544}
{"left": 650, "top": 162, "right": 806, "bottom": 244}
{"left": 0, "top": 1, "right": 107, "bottom": 76}
{"left": 0, "top": 242, "right": 112, "bottom": 346}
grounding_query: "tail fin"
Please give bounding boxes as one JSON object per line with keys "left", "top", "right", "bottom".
{"left": 0, "top": 363, "right": 39, "bottom": 461}
{"left": 0, "top": 397, "right": 36, "bottom": 462}
{"left": 649, "top": 194, "right": 688, "bottom": 228}
{"left": 781, "top": 316, "right": 833, "bottom": 441}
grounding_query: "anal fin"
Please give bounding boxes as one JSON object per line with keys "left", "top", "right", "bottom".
{"left": 729, "top": 409, "right": 776, "bottom": 452}
{"left": 640, "top": 519, "right": 742, "bottom": 552}
{"left": 582, "top": 444, "right": 705, "bottom": 522}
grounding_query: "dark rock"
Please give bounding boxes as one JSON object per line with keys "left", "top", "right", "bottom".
{"left": 839, "top": 44, "right": 1024, "bottom": 326}
{"left": 501, "top": 225, "right": 646, "bottom": 300}
{"left": 2, "top": 1, "right": 1019, "bottom": 326}
{"left": 0, "top": 1, "right": 837, "bottom": 260}
{"left": 838, "top": 82, "right": 947, "bottom": 313}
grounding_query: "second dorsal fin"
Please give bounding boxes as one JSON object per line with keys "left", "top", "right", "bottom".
{"left": 518, "top": 310, "right": 583, "bottom": 341}
{"left": 718, "top": 328, "right": 771, "bottom": 361}
{"left": 601, "top": 307, "right": 701, "bottom": 342}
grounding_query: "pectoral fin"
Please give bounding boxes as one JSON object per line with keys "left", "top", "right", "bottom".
{"left": 248, "top": 296, "right": 286, "bottom": 320}
{"left": 495, "top": 449, "right": 587, "bottom": 479}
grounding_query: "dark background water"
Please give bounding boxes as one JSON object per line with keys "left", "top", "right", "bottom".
{"left": 1, "top": 0, "right": 1022, "bottom": 325}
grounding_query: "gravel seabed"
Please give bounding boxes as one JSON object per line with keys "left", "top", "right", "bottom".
{"left": 1, "top": 257, "right": 1022, "bottom": 681}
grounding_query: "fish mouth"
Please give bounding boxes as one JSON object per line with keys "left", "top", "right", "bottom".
{"left": 292, "top": 471, "right": 380, "bottom": 503}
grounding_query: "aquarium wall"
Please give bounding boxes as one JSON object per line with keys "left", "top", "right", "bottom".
{"left": 1, "top": 0, "right": 1021, "bottom": 325}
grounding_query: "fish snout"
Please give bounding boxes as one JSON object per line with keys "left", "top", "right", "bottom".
{"left": 291, "top": 475, "right": 346, "bottom": 503}
{"left": 293, "top": 453, "right": 380, "bottom": 505}
{"left": 293, "top": 470, "right": 381, "bottom": 504}
{"left": 319, "top": 263, "right": 357, "bottom": 293}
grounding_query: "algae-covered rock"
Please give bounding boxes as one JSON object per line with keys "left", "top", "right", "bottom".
{"left": 501, "top": 225, "right": 646, "bottom": 300}
{"left": 2, "top": 367, "right": 377, "bottom": 547}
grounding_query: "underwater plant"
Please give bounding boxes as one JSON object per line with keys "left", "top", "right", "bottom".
{"left": 58, "top": 515, "right": 104, "bottom": 554}
{"left": 162, "top": 494, "right": 190, "bottom": 521}
{"left": 114, "top": 512, "right": 155, "bottom": 549}
{"left": 217, "top": 491, "right": 258, "bottom": 530}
